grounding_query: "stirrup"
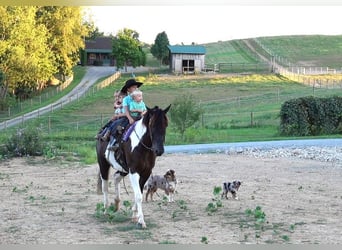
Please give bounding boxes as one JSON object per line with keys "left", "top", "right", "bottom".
{"left": 108, "top": 144, "right": 119, "bottom": 151}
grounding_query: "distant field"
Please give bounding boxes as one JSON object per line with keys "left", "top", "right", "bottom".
{"left": 202, "top": 35, "right": 342, "bottom": 69}
{"left": 254, "top": 35, "right": 342, "bottom": 68}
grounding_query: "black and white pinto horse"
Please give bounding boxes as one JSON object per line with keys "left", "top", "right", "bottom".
{"left": 96, "top": 105, "right": 170, "bottom": 228}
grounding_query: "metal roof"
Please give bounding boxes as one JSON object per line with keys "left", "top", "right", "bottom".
{"left": 167, "top": 45, "right": 206, "bottom": 54}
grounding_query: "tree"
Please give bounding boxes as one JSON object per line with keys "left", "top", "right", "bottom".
{"left": 86, "top": 26, "right": 104, "bottom": 40}
{"left": 112, "top": 28, "right": 146, "bottom": 72}
{"left": 0, "top": 6, "right": 91, "bottom": 105}
{"left": 36, "top": 6, "right": 90, "bottom": 81}
{"left": 151, "top": 31, "right": 170, "bottom": 66}
{"left": 0, "top": 6, "right": 56, "bottom": 101}
{"left": 169, "top": 94, "right": 203, "bottom": 140}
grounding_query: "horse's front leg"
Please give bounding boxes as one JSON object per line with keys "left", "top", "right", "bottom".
{"left": 113, "top": 171, "right": 123, "bottom": 211}
{"left": 129, "top": 172, "right": 146, "bottom": 228}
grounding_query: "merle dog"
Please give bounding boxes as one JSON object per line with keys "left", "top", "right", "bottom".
{"left": 145, "top": 169, "right": 177, "bottom": 202}
{"left": 221, "top": 180, "right": 242, "bottom": 200}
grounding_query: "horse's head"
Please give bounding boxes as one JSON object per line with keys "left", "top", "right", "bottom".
{"left": 142, "top": 105, "right": 171, "bottom": 156}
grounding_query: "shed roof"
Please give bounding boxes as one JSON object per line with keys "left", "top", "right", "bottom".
{"left": 167, "top": 45, "right": 206, "bottom": 54}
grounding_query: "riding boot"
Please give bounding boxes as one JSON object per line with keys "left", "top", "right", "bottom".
{"left": 101, "top": 130, "right": 111, "bottom": 141}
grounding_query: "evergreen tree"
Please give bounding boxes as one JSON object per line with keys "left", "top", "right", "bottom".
{"left": 151, "top": 31, "right": 170, "bottom": 66}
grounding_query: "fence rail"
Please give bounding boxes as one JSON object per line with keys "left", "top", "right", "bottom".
{"left": 0, "top": 71, "right": 121, "bottom": 130}
{"left": 253, "top": 38, "right": 342, "bottom": 88}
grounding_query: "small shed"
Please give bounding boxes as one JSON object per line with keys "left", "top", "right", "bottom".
{"left": 81, "top": 37, "right": 114, "bottom": 66}
{"left": 167, "top": 45, "right": 206, "bottom": 74}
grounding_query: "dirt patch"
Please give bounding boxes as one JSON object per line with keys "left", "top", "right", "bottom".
{"left": 0, "top": 154, "right": 341, "bottom": 244}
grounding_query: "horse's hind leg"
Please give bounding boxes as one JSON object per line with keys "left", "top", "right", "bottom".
{"left": 101, "top": 176, "right": 109, "bottom": 213}
{"left": 96, "top": 171, "right": 102, "bottom": 195}
{"left": 113, "top": 171, "right": 124, "bottom": 211}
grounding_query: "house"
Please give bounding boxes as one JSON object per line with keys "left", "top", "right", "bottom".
{"left": 80, "top": 37, "right": 114, "bottom": 66}
{"left": 167, "top": 45, "right": 206, "bottom": 74}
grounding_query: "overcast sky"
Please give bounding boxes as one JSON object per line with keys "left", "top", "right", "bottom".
{"left": 86, "top": 5, "right": 342, "bottom": 45}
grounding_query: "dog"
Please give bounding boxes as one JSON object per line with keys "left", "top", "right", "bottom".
{"left": 221, "top": 180, "right": 242, "bottom": 200}
{"left": 144, "top": 169, "right": 177, "bottom": 202}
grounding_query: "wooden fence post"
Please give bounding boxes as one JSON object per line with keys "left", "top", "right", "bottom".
{"left": 48, "top": 116, "right": 51, "bottom": 133}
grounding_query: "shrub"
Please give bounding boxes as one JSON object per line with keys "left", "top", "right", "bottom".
{"left": 279, "top": 96, "right": 342, "bottom": 136}
{"left": 169, "top": 94, "right": 203, "bottom": 140}
{"left": 4, "top": 125, "right": 46, "bottom": 157}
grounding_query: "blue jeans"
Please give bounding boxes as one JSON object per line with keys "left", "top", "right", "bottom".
{"left": 108, "top": 117, "right": 129, "bottom": 136}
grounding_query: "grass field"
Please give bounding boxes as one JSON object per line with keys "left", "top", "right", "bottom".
{"left": 255, "top": 35, "right": 342, "bottom": 68}
{"left": 1, "top": 35, "right": 342, "bottom": 163}
{"left": 2, "top": 72, "right": 340, "bottom": 164}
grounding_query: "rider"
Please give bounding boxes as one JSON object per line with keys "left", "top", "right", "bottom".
{"left": 128, "top": 89, "right": 147, "bottom": 121}
{"left": 95, "top": 91, "right": 126, "bottom": 139}
{"left": 101, "top": 79, "right": 143, "bottom": 148}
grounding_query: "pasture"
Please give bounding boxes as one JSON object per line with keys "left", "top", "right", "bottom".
{"left": 0, "top": 152, "right": 341, "bottom": 244}
{"left": 1, "top": 72, "right": 341, "bottom": 165}
{"left": 1, "top": 35, "right": 342, "bottom": 244}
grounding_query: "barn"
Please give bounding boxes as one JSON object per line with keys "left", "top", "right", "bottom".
{"left": 167, "top": 45, "right": 206, "bottom": 74}
{"left": 80, "top": 37, "right": 114, "bottom": 66}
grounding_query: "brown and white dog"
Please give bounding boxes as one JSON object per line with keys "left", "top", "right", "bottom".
{"left": 144, "top": 169, "right": 177, "bottom": 202}
{"left": 221, "top": 180, "right": 242, "bottom": 200}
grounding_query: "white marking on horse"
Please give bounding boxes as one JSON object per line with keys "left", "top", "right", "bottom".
{"left": 130, "top": 119, "right": 146, "bottom": 151}
{"left": 113, "top": 172, "right": 123, "bottom": 210}
{"left": 105, "top": 146, "right": 127, "bottom": 173}
{"left": 129, "top": 171, "right": 146, "bottom": 228}
{"left": 101, "top": 177, "right": 109, "bottom": 212}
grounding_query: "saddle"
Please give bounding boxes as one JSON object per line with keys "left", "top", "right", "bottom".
{"left": 108, "top": 122, "right": 137, "bottom": 174}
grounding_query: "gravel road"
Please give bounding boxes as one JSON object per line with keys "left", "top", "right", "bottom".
{"left": 166, "top": 139, "right": 342, "bottom": 166}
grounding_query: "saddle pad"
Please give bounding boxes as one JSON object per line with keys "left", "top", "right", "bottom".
{"left": 123, "top": 121, "right": 137, "bottom": 141}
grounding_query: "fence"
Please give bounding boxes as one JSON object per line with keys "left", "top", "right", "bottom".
{"left": 253, "top": 38, "right": 342, "bottom": 88}
{"left": 0, "top": 71, "right": 121, "bottom": 130}
{"left": 204, "top": 62, "right": 271, "bottom": 74}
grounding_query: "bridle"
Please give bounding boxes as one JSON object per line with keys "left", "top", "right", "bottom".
{"left": 132, "top": 115, "right": 156, "bottom": 152}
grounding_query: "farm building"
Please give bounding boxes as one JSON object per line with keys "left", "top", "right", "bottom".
{"left": 80, "top": 37, "right": 114, "bottom": 66}
{"left": 167, "top": 45, "right": 206, "bottom": 74}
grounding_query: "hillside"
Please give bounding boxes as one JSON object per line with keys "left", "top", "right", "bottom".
{"left": 203, "top": 35, "right": 342, "bottom": 69}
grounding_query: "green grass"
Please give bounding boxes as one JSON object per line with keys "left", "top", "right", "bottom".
{"left": 1, "top": 35, "right": 342, "bottom": 163}
{"left": 256, "top": 35, "right": 342, "bottom": 67}
{"left": 1, "top": 72, "right": 341, "bottom": 164}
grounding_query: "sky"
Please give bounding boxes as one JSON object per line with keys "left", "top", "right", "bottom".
{"left": 86, "top": 6, "right": 342, "bottom": 45}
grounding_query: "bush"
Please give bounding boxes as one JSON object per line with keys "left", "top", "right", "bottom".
{"left": 4, "top": 125, "right": 46, "bottom": 157}
{"left": 279, "top": 96, "right": 342, "bottom": 136}
{"left": 169, "top": 94, "right": 203, "bottom": 140}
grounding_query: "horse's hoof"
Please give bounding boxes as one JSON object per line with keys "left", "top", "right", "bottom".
{"left": 136, "top": 222, "right": 146, "bottom": 229}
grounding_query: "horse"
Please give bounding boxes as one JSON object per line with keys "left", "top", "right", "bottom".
{"left": 95, "top": 105, "right": 171, "bottom": 228}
